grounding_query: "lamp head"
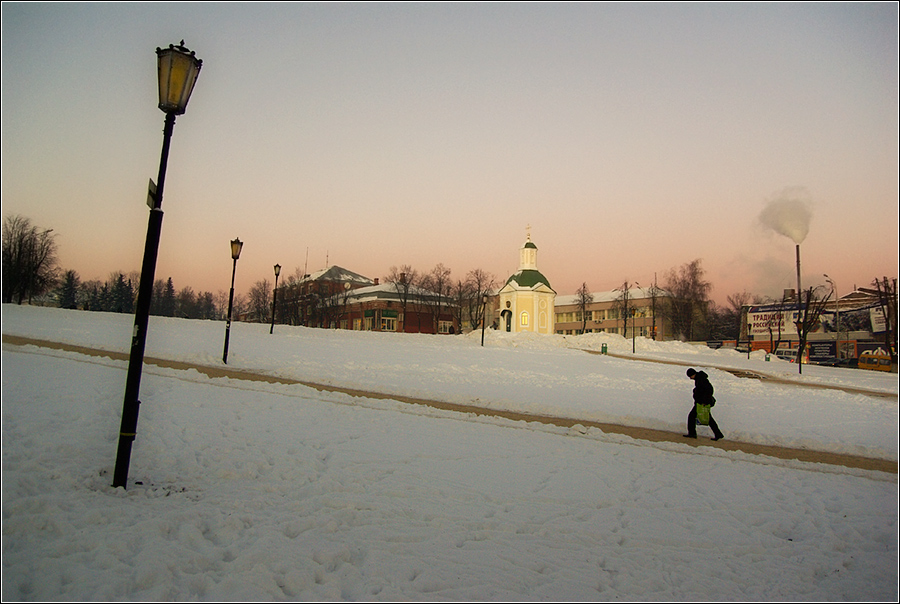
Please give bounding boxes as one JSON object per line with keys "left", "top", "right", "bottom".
{"left": 230, "top": 237, "right": 243, "bottom": 260}
{"left": 156, "top": 41, "right": 202, "bottom": 115}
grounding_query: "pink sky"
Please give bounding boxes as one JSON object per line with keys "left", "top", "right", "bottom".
{"left": 3, "top": 4, "right": 897, "bottom": 307}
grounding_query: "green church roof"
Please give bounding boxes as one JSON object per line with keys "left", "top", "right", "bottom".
{"left": 505, "top": 269, "right": 553, "bottom": 290}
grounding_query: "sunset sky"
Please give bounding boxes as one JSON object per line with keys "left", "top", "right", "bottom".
{"left": 2, "top": 3, "right": 897, "bottom": 306}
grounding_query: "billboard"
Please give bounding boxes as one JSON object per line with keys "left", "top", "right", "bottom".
{"left": 746, "top": 305, "right": 800, "bottom": 337}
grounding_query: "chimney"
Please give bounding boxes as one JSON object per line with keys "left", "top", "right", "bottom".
{"left": 374, "top": 278, "right": 379, "bottom": 285}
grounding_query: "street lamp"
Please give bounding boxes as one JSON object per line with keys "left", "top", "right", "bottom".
{"left": 270, "top": 264, "right": 281, "bottom": 334}
{"left": 633, "top": 282, "right": 641, "bottom": 354}
{"left": 223, "top": 238, "right": 243, "bottom": 364}
{"left": 113, "top": 41, "right": 202, "bottom": 490}
{"left": 824, "top": 274, "right": 840, "bottom": 357}
{"left": 481, "top": 294, "right": 488, "bottom": 346}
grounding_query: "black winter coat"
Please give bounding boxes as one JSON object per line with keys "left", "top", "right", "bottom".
{"left": 692, "top": 371, "right": 716, "bottom": 406}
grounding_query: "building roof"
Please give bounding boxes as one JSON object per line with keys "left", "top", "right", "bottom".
{"left": 300, "top": 265, "right": 373, "bottom": 286}
{"left": 504, "top": 269, "right": 554, "bottom": 291}
{"left": 342, "top": 281, "right": 447, "bottom": 304}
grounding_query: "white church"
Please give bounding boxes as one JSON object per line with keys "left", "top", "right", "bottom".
{"left": 497, "top": 230, "right": 556, "bottom": 334}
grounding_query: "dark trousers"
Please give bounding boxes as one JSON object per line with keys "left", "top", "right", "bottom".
{"left": 687, "top": 404, "right": 723, "bottom": 439}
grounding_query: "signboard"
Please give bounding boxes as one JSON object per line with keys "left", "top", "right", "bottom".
{"left": 147, "top": 179, "right": 158, "bottom": 209}
{"left": 747, "top": 305, "right": 800, "bottom": 337}
{"left": 870, "top": 307, "right": 887, "bottom": 333}
{"left": 806, "top": 341, "right": 836, "bottom": 362}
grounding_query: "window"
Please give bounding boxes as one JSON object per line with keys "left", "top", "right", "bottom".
{"left": 520, "top": 312, "right": 529, "bottom": 326}
{"left": 381, "top": 317, "right": 397, "bottom": 331}
{"left": 439, "top": 320, "right": 453, "bottom": 334}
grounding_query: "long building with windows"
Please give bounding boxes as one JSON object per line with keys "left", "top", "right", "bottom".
{"left": 274, "top": 266, "right": 457, "bottom": 334}
{"left": 554, "top": 287, "right": 669, "bottom": 340}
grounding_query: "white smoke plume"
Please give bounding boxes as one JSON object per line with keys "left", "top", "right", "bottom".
{"left": 758, "top": 187, "right": 813, "bottom": 244}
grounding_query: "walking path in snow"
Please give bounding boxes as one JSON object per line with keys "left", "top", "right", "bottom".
{"left": 595, "top": 348, "right": 897, "bottom": 399}
{"left": 4, "top": 334, "right": 896, "bottom": 475}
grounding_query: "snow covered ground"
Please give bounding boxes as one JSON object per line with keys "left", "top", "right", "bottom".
{"left": 2, "top": 304, "right": 898, "bottom": 600}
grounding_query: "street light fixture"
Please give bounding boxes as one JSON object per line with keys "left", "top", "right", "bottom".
{"left": 113, "top": 41, "right": 202, "bottom": 490}
{"left": 270, "top": 264, "right": 281, "bottom": 334}
{"left": 223, "top": 238, "right": 243, "bottom": 364}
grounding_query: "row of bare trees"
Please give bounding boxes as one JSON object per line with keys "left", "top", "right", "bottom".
{"left": 4, "top": 214, "right": 896, "bottom": 355}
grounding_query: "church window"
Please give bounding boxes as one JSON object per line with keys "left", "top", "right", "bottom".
{"left": 520, "top": 311, "right": 529, "bottom": 326}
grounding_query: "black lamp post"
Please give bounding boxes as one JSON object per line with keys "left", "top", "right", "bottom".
{"left": 113, "top": 41, "right": 202, "bottom": 490}
{"left": 824, "top": 273, "right": 840, "bottom": 357}
{"left": 223, "top": 238, "right": 243, "bottom": 364}
{"left": 481, "top": 294, "right": 488, "bottom": 346}
{"left": 270, "top": 264, "right": 281, "bottom": 334}
{"left": 632, "top": 282, "right": 641, "bottom": 354}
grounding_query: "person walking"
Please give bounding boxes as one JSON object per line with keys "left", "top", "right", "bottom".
{"left": 683, "top": 367, "right": 724, "bottom": 441}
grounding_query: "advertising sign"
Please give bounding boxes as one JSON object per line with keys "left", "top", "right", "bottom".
{"left": 747, "top": 305, "right": 799, "bottom": 337}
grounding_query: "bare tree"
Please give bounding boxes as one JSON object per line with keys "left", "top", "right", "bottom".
{"left": 575, "top": 282, "right": 594, "bottom": 334}
{"left": 794, "top": 285, "right": 833, "bottom": 374}
{"left": 613, "top": 281, "right": 634, "bottom": 337}
{"left": 661, "top": 259, "right": 711, "bottom": 341}
{"left": 420, "top": 264, "right": 453, "bottom": 333}
{"left": 449, "top": 278, "right": 472, "bottom": 333}
{"left": 707, "top": 291, "right": 753, "bottom": 341}
{"left": 464, "top": 268, "right": 496, "bottom": 333}
{"left": 872, "top": 277, "right": 897, "bottom": 362}
{"left": 385, "top": 265, "right": 418, "bottom": 332}
{"left": 247, "top": 278, "right": 272, "bottom": 323}
{"left": 2, "top": 215, "right": 59, "bottom": 304}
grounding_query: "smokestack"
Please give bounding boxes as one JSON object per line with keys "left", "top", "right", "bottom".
{"left": 796, "top": 244, "right": 802, "bottom": 301}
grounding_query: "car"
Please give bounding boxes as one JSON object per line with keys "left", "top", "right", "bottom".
{"left": 858, "top": 350, "right": 892, "bottom": 372}
{"left": 817, "top": 357, "right": 858, "bottom": 368}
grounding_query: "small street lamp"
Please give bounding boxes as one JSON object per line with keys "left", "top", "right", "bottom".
{"left": 481, "top": 294, "right": 488, "bottom": 346}
{"left": 270, "top": 264, "right": 281, "bottom": 334}
{"left": 633, "top": 282, "right": 641, "bottom": 354}
{"left": 113, "top": 41, "right": 202, "bottom": 490}
{"left": 824, "top": 273, "right": 840, "bottom": 357}
{"left": 223, "top": 238, "right": 243, "bottom": 364}
{"left": 631, "top": 308, "right": 637, "bottom": 354}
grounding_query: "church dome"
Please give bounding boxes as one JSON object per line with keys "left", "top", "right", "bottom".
{"left": 506, "top": 269, "right": 553, "bottom": 290}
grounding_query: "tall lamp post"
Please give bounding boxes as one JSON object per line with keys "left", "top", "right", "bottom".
{"left": 481, "top": 294, "right": 488, "bottom": 346}
{"left": 270, "top": 264, "right": 281, "bottom": 334}
{"left": 633, "top": 282, "right": 641, "bottom": 354}
{"left": 223, "top": 238, "right": 243, "bottom": 364}
{"left": 824, "top": 274, "right": 840, "bottom": 357}
{"left": 113, "top": 41, "right": 202, "bottom": 490}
